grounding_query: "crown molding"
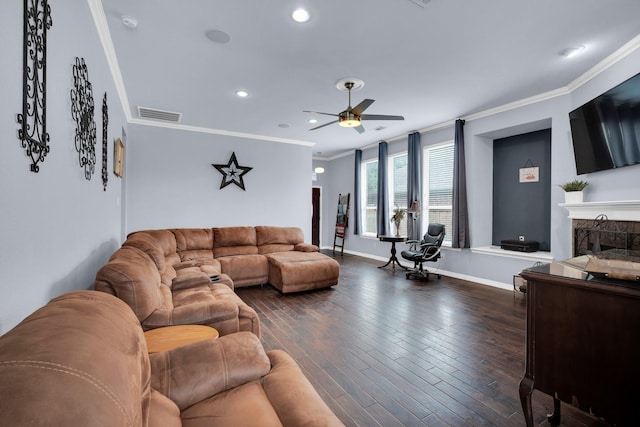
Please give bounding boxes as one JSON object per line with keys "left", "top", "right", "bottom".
{"left": 88, "top": 0, "right": 132, "bottom": 122}
{"left": 567, "top": 33, "right": 640, "bottom": 92}
{"left": 129, "top": 118, "right": 316, "bottom": 146}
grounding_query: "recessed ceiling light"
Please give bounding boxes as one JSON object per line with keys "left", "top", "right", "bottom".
{"left": 235, "top": 90, "right": 249, "bottom": 98}
{"left": 121, "top": 15, "right": 138, "bottom": 29}
{"left": 559, "top": 45, "right": 585, "bottom": 58}
{"left": 308, "top": 118, "right": 318, "bottom": 124}
{"left": 278, "top": 123, "right": 290, "bottom": 128}
{"left": 314, "top": 167, "right": 325, "bottom": 174}
{"left": 291, "top": 8, "right": 310, "bottom": 23}
{"left": 205, "top": 29, "right": 231, "bottom": 44}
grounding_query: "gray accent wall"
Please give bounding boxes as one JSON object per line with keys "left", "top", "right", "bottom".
{"left": 492, "top": 129, "right": 552, "bottom": 251}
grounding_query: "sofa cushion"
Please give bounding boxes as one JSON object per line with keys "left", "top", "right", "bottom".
{"left": 216, "top": 254, "right": 269, "bottom": 287}
{"left": 213, "top": 226, "right": 258, "bottom": 258}
{"left": 95, "top": 246, "right": 165, "bottom": 321}
{"left": 127, "top": 229, "right": 179, "bottom": 264}
{"left": 0, "top": 291, "right": 151, "bottom": 426}
{"left": 142, "top": 283, "right": 260, "bottom": 337}
{"left": 177, "top": 349, "right": 344, "bottom": 427}
{"left": 255, "top": 226, "right": 303, "bottom": 254}
{"left": 265, "top": 251, "right": 340, "bottom": 293}
{"left": 150, "top": 332, "right": 271, "bottom": 411}
{"left": 172, "top": 228, "right": 215, "bottom": 261}
{"left": 124, "top": 230, "right": 178, "bottom": 286}
{"left": 172, "top": 260, "right": 224, "bottom": 290}
{"left": 180, "top": 380, "right": 283, "bottom": 427}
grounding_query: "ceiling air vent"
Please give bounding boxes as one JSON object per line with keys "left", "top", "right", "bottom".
{"left": 407, "top": 0, "right": 431, "bottom": 7}
{"left": 137, "top": 106, "right": 182, "bottom": 123}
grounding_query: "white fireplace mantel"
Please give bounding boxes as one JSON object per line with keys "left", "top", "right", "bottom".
{"left": 559, "top": 200, "right": 640, "bottom": 221}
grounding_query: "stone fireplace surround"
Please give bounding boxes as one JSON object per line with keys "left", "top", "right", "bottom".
{"left": 560, "top": 200, "right": 640, "bottom": 257}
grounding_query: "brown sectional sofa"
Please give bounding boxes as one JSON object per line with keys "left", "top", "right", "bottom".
{"left": 95, "top": 226, "right": 340, "bottom": 336}
{"left": 0, "top": 290, "right": 344, "bottom": 426}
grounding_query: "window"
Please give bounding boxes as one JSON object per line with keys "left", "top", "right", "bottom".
{"left": 423, "top": 143, "right": 454, "bottom": 245}
{"left": 361, "top": 159, "right": 378, "bottom": 235}
{"left": 389, "top": 153, "right": 408, "bottom": 236}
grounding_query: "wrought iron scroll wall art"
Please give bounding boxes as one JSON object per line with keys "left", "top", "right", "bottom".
{"left": 70, "top": 57, "right": 97, "bottom": 180}
{"left": 102, "top": 93, "right": 108, "bottom": 191}
{"left": 17, "top": 0, "right": 53, "bottom": 173}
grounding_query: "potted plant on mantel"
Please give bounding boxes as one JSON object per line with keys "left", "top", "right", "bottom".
{"left": 560, "top": 179, "right": 588, "bottom": 204}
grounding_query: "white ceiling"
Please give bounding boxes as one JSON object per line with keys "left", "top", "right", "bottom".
{"left": 99, "top": 0, "right": 640, "bottom": 159}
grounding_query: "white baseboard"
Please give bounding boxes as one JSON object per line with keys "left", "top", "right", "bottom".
{"left": 320, "top": 246, "right": 512, "bottom": 291}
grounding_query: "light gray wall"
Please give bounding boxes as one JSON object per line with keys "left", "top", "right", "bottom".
{"left": 126, "top": 125, "right": 313, "bottom": 235}
{"left": 324, "top": 48, "right": 640, "bottom": 286}
{"left": 1, "top": 0, "right": 638, "bottom": 333}
{"left": 0, "top": 1, "right": 126, "bottom": 333}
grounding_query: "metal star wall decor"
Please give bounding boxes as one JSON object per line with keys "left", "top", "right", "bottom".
{"left": 212, "top": 152, "right": 252, "bottom": 191}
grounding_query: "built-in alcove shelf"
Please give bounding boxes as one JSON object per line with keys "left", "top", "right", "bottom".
{"left": 471, "top": 246, "right": 554, "bottom": 263}
{"left": 559, "top": 200, "right": 640, "bottom": 221}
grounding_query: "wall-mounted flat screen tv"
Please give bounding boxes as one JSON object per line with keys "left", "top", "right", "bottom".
{"left": 569, "top": 72, "right": 640, "bottom": 175}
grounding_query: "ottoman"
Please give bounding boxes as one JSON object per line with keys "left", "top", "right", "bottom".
{"left": 265, "top": 251, "right": 340, "bottom": 293}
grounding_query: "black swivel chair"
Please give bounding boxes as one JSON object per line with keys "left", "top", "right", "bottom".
{"left": 401, "top": 223, "right": 445, "bottom": 281}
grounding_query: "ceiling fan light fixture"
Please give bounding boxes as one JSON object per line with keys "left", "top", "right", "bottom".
{"left": 339, "top": 118, "right": 361, "bottom": 128}
{"left": 339, "top": 110, "right": 361, "bottom": 127}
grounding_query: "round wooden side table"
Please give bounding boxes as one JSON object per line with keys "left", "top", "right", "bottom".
{"left": 144, "top": 325, "right": 219, "bottom": 354}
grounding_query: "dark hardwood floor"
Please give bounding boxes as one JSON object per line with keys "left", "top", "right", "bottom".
{"left": 235, "top": 251, "right": 609, "bottom": 427}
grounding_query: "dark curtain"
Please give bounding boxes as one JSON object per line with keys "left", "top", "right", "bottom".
{"left": 452, "top": 119, "right": 470, "bottom": 248}
{"left": 353, "top": 149, "right": 362, "bottom": 235}
{"left": 377, "top": 142, "right": 390, "bottom": 237}
{"left": 407, "top": 132, "right": 422, "bottom": 240}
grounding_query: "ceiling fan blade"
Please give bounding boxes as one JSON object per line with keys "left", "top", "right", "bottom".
{"left": 303, "top": 110, "right": 339, "bottom": 117}
{"left": 354, "top": 125, "right": 365, "bottom": 134}
{"left": 360, "top": 114, "right": 405, "bottom": 121}
{"left": 352, "top": 99, "right": 375, "bottom": 116}
{"left": 309, "top": 120, "right": 339, "bottom": 131}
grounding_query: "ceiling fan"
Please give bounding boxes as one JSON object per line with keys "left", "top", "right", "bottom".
{"left": 304, "top": 81, "right": 404, "bottom": 134}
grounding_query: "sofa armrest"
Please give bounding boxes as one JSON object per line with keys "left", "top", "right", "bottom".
{"left": 149, "top": 332, "right": 270, "bottom": 410}
{"left": 294, "top": 243, "right": 319, "bottom": 252}
{"left": 262, "top": 350, "right": 345, "bottom": 426}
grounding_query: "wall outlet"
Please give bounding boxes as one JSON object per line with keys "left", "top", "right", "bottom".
{"left": 519, "top": 235, "right": 525, "bottom": 241}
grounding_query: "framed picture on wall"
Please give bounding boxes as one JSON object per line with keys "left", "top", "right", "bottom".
{"left": 114, "top": 137, "right": 124, "bottom": 177}
{"left": 519, "top": 166, "right": 539, "bottom": 183}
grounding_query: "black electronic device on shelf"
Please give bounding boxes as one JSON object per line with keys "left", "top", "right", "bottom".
{"left": 500, "top": 240, "right": 539, "bottom": 253}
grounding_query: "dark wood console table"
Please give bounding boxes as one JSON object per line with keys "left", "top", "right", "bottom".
{"left": 519, "top": 258, "right": 640, "bottom": 426}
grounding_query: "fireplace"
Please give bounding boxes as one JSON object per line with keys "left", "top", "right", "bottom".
{"left": 561, "top": 200, "right": 640, "bottom": 257}
{"left": 573, "top": 217, "right": 640, "bottom": 256}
